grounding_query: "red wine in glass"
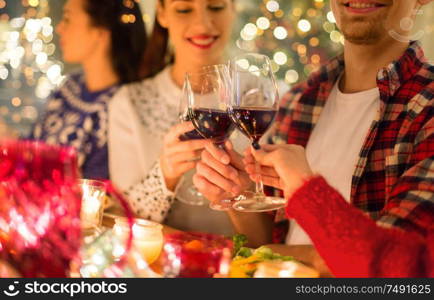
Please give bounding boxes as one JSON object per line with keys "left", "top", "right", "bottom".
{"left": 178, "top": 113, "right": 204, "bottom": 141}
{"left": 228, "top": 107, "right": 277, "bottom": 150}
{"left": 189, "top": 108, "right": 235, "bottom": 145}
{"left": 179, "top": 130, "right": 204, "bottom": 141}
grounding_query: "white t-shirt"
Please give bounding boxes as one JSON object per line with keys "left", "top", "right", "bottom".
{"left": 285, "top": 79, "right": 380, "bottom": 245}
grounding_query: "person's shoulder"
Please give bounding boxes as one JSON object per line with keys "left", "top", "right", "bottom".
{"left": 49, "top": 70, "right": 83, "bottom": 97}
{"left": 123, "top": 69, "right": 168, "bottom": 100}
{"left": 59, "top": 69, "right": 84, "bottom": 87}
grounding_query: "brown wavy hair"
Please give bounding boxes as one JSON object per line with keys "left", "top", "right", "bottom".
{"left": 84, "top": 0, "right": 147, "bottom": 83}
{"left": 140, "top": 0, "right": 172, "bottom": 78}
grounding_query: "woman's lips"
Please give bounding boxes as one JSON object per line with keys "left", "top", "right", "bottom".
{"left": 187, "top": 36, "right": 218, "bottom": 49}
{"left": 343, "top": 1, "right": 386, "bottom": 14}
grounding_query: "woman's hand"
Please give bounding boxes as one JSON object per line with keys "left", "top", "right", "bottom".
{"left": 160, "top": 122, "right": 209, "bottom": 191}
{"left": 192, "top": 140, "right": 252, "bottom": 205}
{"left": 243, "top": 144, "right": 314, "bottom": 199}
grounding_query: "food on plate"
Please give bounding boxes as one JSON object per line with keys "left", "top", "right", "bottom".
{"left": 229, "top": 234, "right": 318, "bottom": 278}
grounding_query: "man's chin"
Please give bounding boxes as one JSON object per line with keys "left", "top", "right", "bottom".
{"left": 341, "top": 26, "right": 383, "bottom": 45}
{"left": 343, "top": 34, "right": 381, "bottom": 45}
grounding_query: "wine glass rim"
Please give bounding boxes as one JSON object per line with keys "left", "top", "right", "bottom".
{"left": 0, "top": 138, "right": 77, "bottom": 152}
{"left": 0, "top": 139, "right": 78, "bottom": 163}
{"left": 185, "top": 64, "right": 229, "bottom": 77}
{"left": 231, "top": 53, "right": 273, "bottom": 73}
{"left": 233, "top": 52, "right": 271, "bottom": 59}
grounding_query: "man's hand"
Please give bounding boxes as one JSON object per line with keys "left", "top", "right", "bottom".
{"left": 193, "top": 140, "right": 252, "bottom": 206}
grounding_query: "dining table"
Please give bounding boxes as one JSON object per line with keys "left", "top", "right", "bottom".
{"left": 101, "top": 208, "right": 332, "bottom": 278}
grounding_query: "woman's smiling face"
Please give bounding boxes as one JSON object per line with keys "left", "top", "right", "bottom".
{"left": 157, "top": 0, "right": 235, "bottom": 65}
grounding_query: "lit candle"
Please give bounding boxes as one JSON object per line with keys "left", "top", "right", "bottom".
{"left": 79, "top": 179, "right": 106, "bottom": 230}
{"left": 113, "top": 218, "right": 163, "bottom": 265}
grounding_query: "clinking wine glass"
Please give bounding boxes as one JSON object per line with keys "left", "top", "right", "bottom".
{"left": 176, "top": 78, "right": 208, "bottom": 206}
{"left": 186, "top": 64, "right": 236, "bottom": 211}
{"left": 228, "top": 53, "right": 286, "bottom": 212}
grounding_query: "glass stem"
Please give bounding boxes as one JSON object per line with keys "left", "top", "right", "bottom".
{"left": 254, "top": 154, "right": 265, "bottom": 201}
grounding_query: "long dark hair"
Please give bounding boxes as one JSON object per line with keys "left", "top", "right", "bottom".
{"left": 84, "top": 0, "right": 147, "bottom": 83}
{"left": 141, "top": 0, "right": 171, "bottom": 79}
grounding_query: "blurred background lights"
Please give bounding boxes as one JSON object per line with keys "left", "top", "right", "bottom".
{"left": 273, "top": 51, "right": 287, "bottom": 65}
{"left": 298, "top": 19, "right": 311, "bottom": 33}
{"left": 11, "top": 97, "right": 22, "bottom": 107}
{"left": 29, "top": 0, "right": 40, "bottom": 7}
{"left": 266, "top": 1, "right": 279, "bottom": 13}
{"left": 327, "top": 11, "right": 336, "bottom": 23}
{"left": 273, "top": 26, "right": 287, "bottom": 40}
{"left": 10, "top": 18, "right": 23, "bottom": 28}
{"left": 46, "top": 64, "right": 62, "bottom": 84}
{"left": 330, "top": 30, "right": 343, "bottom": 44}
{"left": 241, "top": 23, "right": 258, "bottom": 41}
{"left": 244, "top": 23, "right": 258, "bottom": 36}
{"left": 292, "top": 7, "right": 303, "bottom": 17}
{"left": 36, "top": 52, "right": 48, "bottom": 65}
{"left": 0, "top": 66, "right": 8, "bottom": 80}
{"left": 285, "top": 70, "right": 299, "bottom": 84}
{"left": 256, "top": 17, "right": 270, "bottom": 30}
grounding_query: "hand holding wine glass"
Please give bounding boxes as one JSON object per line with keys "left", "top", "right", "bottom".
{"left": 160, "top": 122, "right": 209, "bottom": 192}
{"left": 193, "top": 139, "right": 252, "bottom": 206}
{"left": 186, "top": 64, "right": 237, "bottom": 210}
{"left": 243, "top": 144, "right": 314, "bottom": 200}
{"left": 174, "top": 78, "right": 209, "bottom": 206}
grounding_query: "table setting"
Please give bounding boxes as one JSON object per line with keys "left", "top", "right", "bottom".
{"left": 0, "top": 138, "right": 320, "bottom": 278}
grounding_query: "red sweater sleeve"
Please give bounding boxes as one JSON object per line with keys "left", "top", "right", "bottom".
{"left": 286, "top": 176, "right": 433, "bottom": 277}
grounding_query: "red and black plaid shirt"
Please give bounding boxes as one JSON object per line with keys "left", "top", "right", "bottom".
{"left": 270, "top": 41, "right": 434, "bottom": 243}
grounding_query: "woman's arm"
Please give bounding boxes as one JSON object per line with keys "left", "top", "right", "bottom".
{"left": 246, "top": 144, "right": 432, "bottom": 277}
{"left": 124, "top": 161, "right": 175, "bottom": 223}
{"left": 287, "top": 176, "right": 429, "bottom": 277}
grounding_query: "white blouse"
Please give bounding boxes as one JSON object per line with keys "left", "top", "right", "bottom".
{"left": 108, "top": 67, "right": 238, "bottom": 235}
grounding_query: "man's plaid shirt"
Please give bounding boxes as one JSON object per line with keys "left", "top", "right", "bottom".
{"left": 270, "top": 41, "right": 434, "bottom": 243}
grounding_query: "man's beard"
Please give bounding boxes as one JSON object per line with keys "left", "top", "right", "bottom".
{"left": 340, "top": 15, "right": 386, "bottom": 45}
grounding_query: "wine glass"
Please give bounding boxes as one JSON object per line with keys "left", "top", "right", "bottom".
{"left": 228, "top": 53, "right": 286, "bottom": 212}
{"left": 175, "top": 81, "right": 207, "bottom": 206}
{"left": 0, "top": 140, "right": 82, "bottom": 277}
{"left": 186, "top": 64, "right": 236, "bottom": 211}
{"left": 162, "top": 232, "right": 232, "bottom": 278}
